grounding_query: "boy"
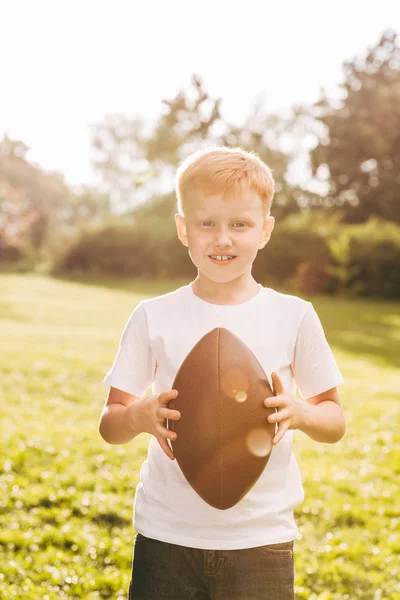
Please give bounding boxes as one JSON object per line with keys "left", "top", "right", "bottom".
{"left": 99, "top": 147, "right": 346, "bottom": 600}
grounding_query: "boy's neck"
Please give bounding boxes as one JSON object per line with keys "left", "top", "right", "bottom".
{"left": 191, "top": 276, "right": 260, "bottom": 306}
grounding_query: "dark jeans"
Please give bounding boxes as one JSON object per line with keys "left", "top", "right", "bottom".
{"left": 129, "top": 533, "right": 295, "bottom": 600}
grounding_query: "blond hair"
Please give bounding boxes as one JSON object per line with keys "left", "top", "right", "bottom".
{"left": 175, "top": 146, "right": 275, "bottom": 217}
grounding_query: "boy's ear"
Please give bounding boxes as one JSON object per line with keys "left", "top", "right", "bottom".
{"left": 258, "top": 216, "right": 275, "bottom": 249}
{"left": 175, "top": 213, "right": 189, "bottom": 248}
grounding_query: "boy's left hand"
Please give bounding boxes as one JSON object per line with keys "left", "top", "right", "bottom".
{"left": 264, "top": 372, "right": 305, "bottom": 446}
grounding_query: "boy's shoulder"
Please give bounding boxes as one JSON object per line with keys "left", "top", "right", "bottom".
{"left": 265, "top": 288, "right": 311, "bottom": 306}
{"left": 265, "top": 287, "right": 312, "bottom": 326}
{"left": 267, "top": 286, "right": 311, "bottom": 309}
{"left": 137, "top": 284, "right": 188, "bottom": 310}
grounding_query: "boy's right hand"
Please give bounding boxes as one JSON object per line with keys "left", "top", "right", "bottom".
{"left": 132, "top": 390, "right": 181, "bottom": 460}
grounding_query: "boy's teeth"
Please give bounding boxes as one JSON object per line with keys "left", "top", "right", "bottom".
{"left": 211, "top": 256, "right": 234, "bottom": 261}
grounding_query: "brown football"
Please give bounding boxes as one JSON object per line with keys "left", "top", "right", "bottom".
{"left": 167, "top": 327, "right": 276, "bottom": 510}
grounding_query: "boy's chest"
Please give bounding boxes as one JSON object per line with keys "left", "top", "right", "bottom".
{"left": 151, "top": 312, "right": 293, "bottom": 390}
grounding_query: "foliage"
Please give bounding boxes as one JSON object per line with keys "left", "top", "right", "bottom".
{"left": 54, "top": 210, "right": 400, "bottom": 299}
{"left": 53, "top": 215, "right": 194, "bottom": 279}
{"left": 0, "top": 244, "right": 26, "bottom": 262}
{"left": 0, "top": 274, "right": 399, "bottom": 599}
{"left": 277, "top": 215, "right": 400, "bottom": 299}
{"left": 328, "top": 218, "right": 400, "bottom": 298}
{"left": 253, "top": 217, "right": 333, "bottom": 291}
{"left": 0, "top": 135, "right": 111, "bottom": 255}
{"left": 0, "top": 242, "right": 38, "bottom": 274}
{"left": 91, "top": 74, "right": 303, "bottom": 220}
{"left": 309, "top": 30, "right": 400, "bottom": 223}
{"left": 294, "top": 261, "right": 332, "bottom": 296}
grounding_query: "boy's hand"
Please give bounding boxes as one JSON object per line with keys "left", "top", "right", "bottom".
{"left": 265, "top": 372, "right": 304, "bottom": 446}
{"left": 140, "top": 390, "right": 181, "bottom": 460}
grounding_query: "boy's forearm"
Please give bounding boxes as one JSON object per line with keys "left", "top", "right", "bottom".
{"left": 99, "top": 401, "right": 145, "bottom": 445}
{"left": 298, "top": 400, "right": 346, "bottom": 443}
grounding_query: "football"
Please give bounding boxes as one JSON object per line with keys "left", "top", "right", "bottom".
{"left": 167, "top": 327, "right": 276, "bottom": 510}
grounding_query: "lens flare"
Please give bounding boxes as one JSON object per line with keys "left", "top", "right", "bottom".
{"left": 235, "top": 391, "right": 248, "bottom": 403}
{"left": 220, "top": 368, "right": 249, "bottom": 400}
{"left": 246, "top": 428, "right": 273, "bottom": 457}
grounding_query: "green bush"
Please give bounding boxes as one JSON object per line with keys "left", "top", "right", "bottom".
{"left": 260, "top": 214, "right": 400, "bottom": 299}
{"left": 54, "top": 213, "right": 400, "bottom": 299}
{"left": 55, "top": 225, "right": 155, "bottom": 276}
{"left": 330, "top": 219, "right": 400, "bottom": 299}
{"left": 0, "top": 242, "right": 38, "bottom": 273}
{"left": 0, "top": 244, "right": 25, "bottom": 262}
{"left": 254, "top": 220, "right": 332, "bottom": 293}
{"left": 54, "top": 219, "right": 196, "bottom": 279}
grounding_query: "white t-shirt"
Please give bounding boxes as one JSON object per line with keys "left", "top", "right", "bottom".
{"left": 104, "top": 282, "right": 344, "bottom": 550}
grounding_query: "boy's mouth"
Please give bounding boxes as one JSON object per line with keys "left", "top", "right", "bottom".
{"left": 209, "top": 255, "right": 237, "bottom": 265}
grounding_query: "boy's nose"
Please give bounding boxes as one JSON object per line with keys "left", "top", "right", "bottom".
{"left": 214, "top": 232, "right": 232, "bottom": 246}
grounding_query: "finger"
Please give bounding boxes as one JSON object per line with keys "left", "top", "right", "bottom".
{"left": 264, "top": 394, "right": 285, "bottom": 408}
{"left": 155, "top": 422, "right": 177, "bottom": 441}
{"left": 268, "top": 409, "right": 288, "bottom": 423}
{"left": 158, "top": 389, "right": 178, "bottom": 405}
{"left": 271, "top": 372, "right": 284, "bottom": 396}
{"left": 273, "top": 420, "right": 289, "bottom": 445}
{"left": 157, "top": 407, "right": 181, "bottom": 420}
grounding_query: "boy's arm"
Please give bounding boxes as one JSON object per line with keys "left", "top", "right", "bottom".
{"left": 99, "top": 387, "right": 146, "bottom": 445}
{"left": 298, "top": 386, "right": 346, "bottom": 443}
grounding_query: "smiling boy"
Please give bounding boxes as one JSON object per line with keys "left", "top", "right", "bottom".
{"left": 100, "top": 147, "right": 345, "bottom": 599}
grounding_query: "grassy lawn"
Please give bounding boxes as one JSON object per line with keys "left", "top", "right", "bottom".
{"left": 0, "top": 273, "right": 399, "bottom": 599}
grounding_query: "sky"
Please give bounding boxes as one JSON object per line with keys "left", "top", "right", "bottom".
{"left": 1, "top": 0, "right": 399, "bottom": 189}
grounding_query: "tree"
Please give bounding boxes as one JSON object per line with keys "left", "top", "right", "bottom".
{"left": 91, "top": 75, "right": 223, "bottom": 213}
{"left": 0, "top": 135, "right": 110, "bottom": 253}
{"left": 309, "top": 30, "right": 400, "bottom": 223}
{"left": 91, "top": 74, "right": 303, "bottom": 220}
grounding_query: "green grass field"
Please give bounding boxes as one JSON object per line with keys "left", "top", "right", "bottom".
{"left": 1, "top": 273, "right": 399, "bottom": 599}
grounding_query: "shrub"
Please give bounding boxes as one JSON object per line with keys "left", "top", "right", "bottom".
{"left": 54, "top": 219, "right": 196, "bottom": 279}
{"left": 0, "top": 244, "right": 26, "bottom": 262}
{"left": 0, "top": 241, "right": 38, "bottom": 272}
{"left": 331, "top": 219, "right": 400, "bottom": 299}
{"left": 253, "top": 216, "right": 333, "bottom": 293}
{"left": 54, "top": 213, "right": 400, "bottom": 299}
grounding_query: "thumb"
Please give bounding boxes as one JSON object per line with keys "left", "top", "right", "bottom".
{"left": 271, "top": 372, "right": 284, "bottom": 396}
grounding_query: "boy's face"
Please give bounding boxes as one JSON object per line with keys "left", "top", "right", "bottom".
{"left": 175, "top": 191, "right": 274, "bottom": 288}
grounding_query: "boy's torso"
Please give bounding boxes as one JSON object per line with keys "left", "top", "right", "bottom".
{"left": 130, "top": 283, "right": 306, "bottom": 549}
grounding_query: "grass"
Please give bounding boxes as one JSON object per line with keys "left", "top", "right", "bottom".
{"left": 0, "top": 273, "right": 399, "bottom": 599}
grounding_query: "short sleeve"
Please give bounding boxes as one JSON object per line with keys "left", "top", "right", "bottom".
{"left": 103, "top": 302, "right": 156, "bottom": 397}
{"left": 292, "top": 302, "right": 344, "bottom": 400}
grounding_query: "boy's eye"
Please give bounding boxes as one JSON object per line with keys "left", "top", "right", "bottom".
{"left": 201, "top": 222, "right": 247, "bottom": 228}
